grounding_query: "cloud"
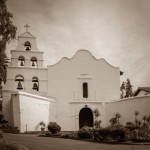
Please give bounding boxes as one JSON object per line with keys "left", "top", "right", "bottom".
{"left": 6, "top": 0, "right": 150, "bottom": 89}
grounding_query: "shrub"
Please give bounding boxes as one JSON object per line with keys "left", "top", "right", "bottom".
{"left": 110, "top": 128, "right": 128, "bottom": 141}
{"left": 94, "top": 128, "right": 111, "bottom": 141}
{"left": 94, "top": 127, "right": 129, "bottom": 142}
{"left": 78, "top": 126, "right": 93, "bottom": 139}
{"left": 125, "top": 122, "right": 138, "bottom": 131}
{"left": 48, "top": 122, "right": 61, "bottom": 134}
{"left": 0, "top": 130, "right": 3, "bottom": 138}
{"left": 0, "top": 122, "right": 19, "bottom": 134}
{"left": 61, "top": 132, "right": 78, "bottom": 139}
{"left": 131, "top": 129, "right": 150, "bottom": 142}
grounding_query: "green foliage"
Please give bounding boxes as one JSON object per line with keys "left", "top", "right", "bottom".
{"left": 48, "top": 122, "right": 61, "bottom": 134}
{"left": 78, "top": 126, "right": 93, "bottom": 139}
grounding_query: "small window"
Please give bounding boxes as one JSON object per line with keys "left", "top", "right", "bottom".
{"left": 15, "top": 75, "right": 24, "bottom": 90}
{"left": 24, "top": 41, "right": 31, "bottom": 51}
{"left": 18, "top": 56, "right": 25, "bottom": 67}
{"left": 31, "top": 57, "right": 37, "bottom": 67}
{"left": 83, "top": 82, "right": 88, "bottom": 98}
{"left": 32, "top": 77, "right": 39, "bottom": 91}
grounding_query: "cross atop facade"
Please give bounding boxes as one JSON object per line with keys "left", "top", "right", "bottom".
{"left": 24, "top": 24, "right": 30, "bottom": 32}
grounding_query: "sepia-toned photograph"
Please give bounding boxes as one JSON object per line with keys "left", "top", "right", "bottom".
{"left": 0, "top": 0, "right": 150, "bottom": 149}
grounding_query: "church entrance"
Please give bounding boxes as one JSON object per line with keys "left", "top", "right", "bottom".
{"left": 79, "top": 108, "right": 93, "bottom": 129}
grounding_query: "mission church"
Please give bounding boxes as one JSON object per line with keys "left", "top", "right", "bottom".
{"left": 2, "top": 26, "right": 150, "bottom": 132}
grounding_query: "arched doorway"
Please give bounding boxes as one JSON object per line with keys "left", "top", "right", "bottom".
{"left": 79, "top": 108, "right": 93, "bottom": 129}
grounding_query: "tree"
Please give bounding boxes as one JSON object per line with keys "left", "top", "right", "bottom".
{"left": 0, "top": 0, "right": 17, "bottom": 94}
{"left": 93, "top": 108, "right": 102, "bottom": 128}
{"left": 125, "top": 78, "right": 133, "bottom": 98}
{"left": 120, "top": 78, "right": 134, "bottom": 98}
{"left": 120, "top": 81, "right": 125, "bottom": 98}
{"left": 0, "top": 0, "right": 17, "bottom": 121}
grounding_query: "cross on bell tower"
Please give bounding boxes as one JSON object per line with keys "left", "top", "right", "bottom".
{"left": 24, "top": 24, "right": 30, "bottom": 32}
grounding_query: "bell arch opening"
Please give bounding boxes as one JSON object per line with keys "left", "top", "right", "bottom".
{"left": 79, "top": 107, "right": 93, "bottom": 129}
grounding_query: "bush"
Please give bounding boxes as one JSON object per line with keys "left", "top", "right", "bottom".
{"left": 94, "top": 128, "right": 111, "bottom": 141}
{"left": 125, "top": 122, "right": 138, "bottom": 131}
{"left": 61, "top": 132, "right": 78, "bottom": 139}
{"left": 0, "top": 122, "right": 19, "bottom": 134}
{"left": 48, "top": 122, "right": 61, "bottom": 134}
{"left": 0, "top": 129, "right": 3, "bottom": 138}
{"left": 78, "top": 126, "right": 93, "bottom": 139}
{"left": 94, "top": 127, "right": 129, "bottom": 142}
{"left": 110, "top": 128, "right": 128, "bottom": 141}
{"left": 131, "top": 129, "right": 150, "bottom": 142}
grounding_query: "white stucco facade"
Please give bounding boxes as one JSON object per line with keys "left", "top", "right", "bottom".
{"left": 2, "top": 30, "right": 150, "bottom": 132}
{"left": 11, "top": 91, "right": 55, "bottom": 132}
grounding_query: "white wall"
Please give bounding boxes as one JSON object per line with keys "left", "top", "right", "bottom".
{"left": 47, "top": 50, "right": 120, "bottom": 131}
{"left": 11, "top": 91, "right": 55, "bottom": 132}
{"left": 2, "top": 91, "right": 14, "bottom": 123}
{"left": 48, "top": 50, "right": 120, "bottom": 102}
{"left": 105, "top": 96, "right": 150, "bottom": 127}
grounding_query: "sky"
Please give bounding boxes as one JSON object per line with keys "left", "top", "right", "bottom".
{"left": 6, "top": 0, "right": 150, "bottom": 90}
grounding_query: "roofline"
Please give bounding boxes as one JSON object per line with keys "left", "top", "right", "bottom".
{"left": 134, "top": 87, "right": 150, "bottom": 96}
{"left": 18, "top": 31, "right": 36, "bottom": 39}
{"left": 48, "top": 49, "right": 121, "bottom": 71}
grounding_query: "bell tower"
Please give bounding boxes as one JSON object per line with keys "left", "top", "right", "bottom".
{"left": 11, "top": 24, "right": 44, "bottom": 68}
{"left": 3, "top": 25, "right": 48, "bottom": 94}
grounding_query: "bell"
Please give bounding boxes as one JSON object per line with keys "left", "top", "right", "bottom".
{"left": 20, "top": 61, "right": 24, "bottom": 66}
{"left": 31, "top": 61, "right": 35, "bottom": 66}
{"left": 17, "top": 81, "right": 23, "bottom": 90}
{"left": 25, "top": 46, "right": 30, "bottom": 50}
{"left": 32, "top": 82, "right": 38, "bottom": 90}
